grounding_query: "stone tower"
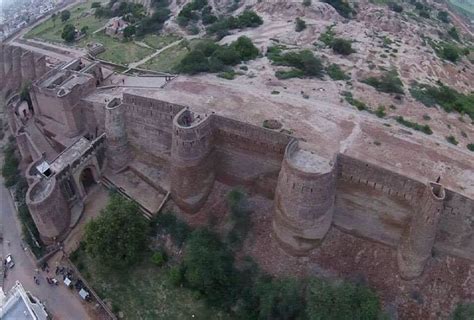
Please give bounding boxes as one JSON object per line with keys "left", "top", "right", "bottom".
{"left": 12, "top": 46, "right": 23, "bottom": 91}
{"left": 170, "top": 109, "right": 215, "bottom": 213}
{"left": 105, "top": 98, "right": 132, "bottom": 171}
{"left": 397, "top": 182, "right": 445, "bottom": 279}
{"left": 273, "top": 140, "right": 337, "bottom": 255}
{"left": 26, "top": 176, "right": 71, "bottom": 244}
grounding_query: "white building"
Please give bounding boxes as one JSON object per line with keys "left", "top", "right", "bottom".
{"left": 0, "top": 281, "right": 49, "bottom": 320}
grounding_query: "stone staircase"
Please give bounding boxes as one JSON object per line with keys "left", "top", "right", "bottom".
{"left": 100, "top": 176, "right": 153, "bottom": 220}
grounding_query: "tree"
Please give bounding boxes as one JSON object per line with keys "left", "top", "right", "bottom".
{"left": 441, "top": 44, "right": 460, "bottom": 62}
{"left": 437, "top": 10, "right": 450, "bottom": 23}
{"left": 254, "top": 277, "right": 305, "bottom": 319}
{"left": 84, "top": 194, "right": 149, "bottom": 269}
{"left": 91, "top": 2, "right": 101, "bottom": 8}
{"left": 295, "top": 17, "right": 307, "bottom": 32}
{"left": 303, "top": 0, "right": 312, "bottom": 7}
{"left": 61, "top": 10, "right": 71, "bottom": 22}
{"left": 305, "top": 279, "right": 381, "bottom": 320}
{"left": 80, "top": 26, "right": 89, "bottom": 35}
{"left": 183, "top": 229, "right": 238, "bottom": 307}
{"left": 231, "top": 36, "right": 259, "bottom": 61}
{"left": 51, "top": 13, "right": 57, "bottom": 27}
{"left": 61, "top": 24, "right": 76, "bottom": 42}
{"left": 331, "top": 38, "right": 354, "bottom": 55}
{"left": 123, "top": 25, "right": 136, "bottom": 39}
{"left": 448, "top": 27, "right": 460, "bottom": 42}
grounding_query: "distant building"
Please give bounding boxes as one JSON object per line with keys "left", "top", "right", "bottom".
{"left": 0, "top": 281, "right": 49, "bottom": 320}
{"left": 105, "top": 17, "right": 129, "bottom": 40}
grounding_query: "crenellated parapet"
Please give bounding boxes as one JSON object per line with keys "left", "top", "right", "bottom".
{"left": 273, "top": 140, "right": 337, "bottom": 255}
{"left": 170, "top": 109, "right": 216, "bottom": 213}
{"left": 397, "top": 182, "right": 445, "bottom": 279}
{"left": 105, "top": 98, "right": 133, "bottom": 171}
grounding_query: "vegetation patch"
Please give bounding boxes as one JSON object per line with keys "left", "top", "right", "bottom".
{"left": 446, "top": 135, "right": 459, "bottom": 145}
{"left": 342, "top": 91, "right": 368, "bottom": 111}
{"left": 363, "top": 69, "right": 404, "bottom": 94}
{"left": 327, "top": 63, "right": 349, "bottom": 80}
{"left": 410, "top": 82, "right": 474, "bottom": 119}
{"left": 206, "top": 10, "right": 263, "bottom": 38}
{"left": 321, "top": 0, "right": 355, "bottom": 18}
{"left": 176, "top": 37, "right": 259, "bottom": 74}
{"left": 396, "top": 116, "right": 433, "bottom": 135}
{"left": 268, "top": 48, "right": 324, "bottom": 79}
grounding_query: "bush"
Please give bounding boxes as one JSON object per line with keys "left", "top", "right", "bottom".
{"left": 363, "top": 70, "right": 404, "bottom": 94}
{"left": 446, "top": 135, "right": 458, "bottom": 145}
{"left": 305, "top": 278, "right": 381, "bottom": 320}
{"left": 342, "top": 91, "right": 367, "bottom": 111}
{"left": 207, "top": 10, "right": 263, "bottom": 34}
{"left": 177, "top": 37, "right": 259, "bottom": 74}
{"left": 467, "top": 144, "right": 474, "bottom": 152}
{"left": 91, "top": 2, "right": 101, "bottom": 8}
{"left": 269, "top": 50, "right": 324, "bottom": 78}
{"left": 396, "top": 116, "right": 433, "bottom": 135}
{"left": 437, "top": 10, "right": 450, "bottom": 23}
{"left": 388, "top": 2, "right": 403, "bottom": 13}
{"left": 440, "top": 44, "right": 460, "bottom": 62}
{"left": 61, "top": 10, "right": 71, "bottom": 22}
{"left": 321, "top": 0, "right": 354, "bottom": 18}
{"left": 453, "top": 303, "right": 474, "bottom": 320}
{"left": 327, "top": 63, "right": 349, "bottom": 80}
{"left": 375, "top": 105, "right": 386, "bottom": 118}
{"left": 448, "top": 27, "right": 460, "bottom": 42}
{"left": 151, "top": 250, "right": 167, "bottom": 267}
{"left": 303, "top": 0, "right": 312, "bottom": 6}
{"left": 331, "top": 38, "right": 354, "bottom": 55}
{"left": 409, "top": 82, "right": 474, "bottom": 119}
{"left": 254, "top": 277, "right": 305, "bottom": 319}
{"left": 183, "top": 229, "right": 238, "bottom": 307}
{"left": 168, "top": 266, "right": 184, "bottom": 286}
{"left": 295, "top": 17, "right": 307, "bottom": 32}
{"left": 225, "top": 189, "right": 252, "bottom": 250}
{"left": 152, "top": 212, "right": 191, "bottom": 247}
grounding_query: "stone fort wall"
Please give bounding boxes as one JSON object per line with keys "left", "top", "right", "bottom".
{"left": 0, "top": 44, "right": 47, "bottom": 97}
{"left": 104, "top": 94, "right": 474, "bottom": 269}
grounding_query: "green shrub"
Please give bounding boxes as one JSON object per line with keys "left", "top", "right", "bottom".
{"left": 152, "top": 212, "right": 191, "bottom": 247}
{"left": 321, "top": 0, "right": 354, "bottom": 18}
{"left": 269, "top": 50, "right": 324, "bottom": 78}
{"left": 375, "top": 105, "right": 386, "bottom": 118}
{"left": 409, "top": 82, "right": 474, "bottom": 119}
{"left": 275, "top": 69, "right": 305, "bottom": 79}
{"left": 363, "top": 69, "right": 404, "bottom": 94}
{"left": 342, "top": 91, "right": 367, "bottom": 111}
{"left": 467, "top": 144, "right": 474, "bottom": 152}
{"left": 305, "top": 279, "right": 381, "bottom": 320}
{"left": 217, "top": 71, "right": 236, "bottom": 80}
{"left": 452, "top": 303, "right": 474, "bottom": 320}
{"left": 319, "top": 25, "right": 335, "bottom": 46}
{"left": 151, "top": 250, "right": 167, "bottom": 267}
{"left": 396, "top": 116, "right": 433, "bottom": 135}
{"left": 331, "top": 38, "right": 354, "bottom": 55}
{"left": 440, "top": 44, "right": 460, "bottom": 62}
{"left": 168, "top": 265, "right": 184, "bottom": 286}
{"left": 303, "top": 0, "right": 312, "bottom": 6}
{"left": 446, "top": 135, "right": 458, "bottom": 145}
{"left": 207, "top": 10, "right": 263, "bottom": 35}
{"left": 295, "top": 17, "right": 307, "bottom": 32}
{"left": 225, "top": 189, "right": 252, "bottom": 250}
{"left": 327, "top": 63, "right": 349, "bottom": 80}
{"left": 183, "top": 229, "right": 238, "bottom": 308}
{"left": 61, "top": 24, "right": 76, "bottom": 42}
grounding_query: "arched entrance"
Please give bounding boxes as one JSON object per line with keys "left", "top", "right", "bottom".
{"left": 80, "top": 167, "right": 97, "bottom": 194}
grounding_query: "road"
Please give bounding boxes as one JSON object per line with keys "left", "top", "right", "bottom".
{"left": 0, "top": 176, "right": 91, "bottom": 320}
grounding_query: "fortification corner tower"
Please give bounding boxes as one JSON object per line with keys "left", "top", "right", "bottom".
{"left": 104, "top": 98, "right": 133, "bottom": 171}
{"left": 397, "top": 182, "right": 445, "bottom": 279}
{"left": 170, "top": 109, "right": 216, "bottom": 214}
{"left": 273, "top": 140, "right": 337, "bottom": 255}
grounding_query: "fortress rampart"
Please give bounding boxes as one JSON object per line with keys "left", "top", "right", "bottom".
{"left": 0, "top": 44, "right": 47, "bottom": 97}
{"left": 101, "top": 94, "right": 473, "bottom": 274}
{"left": 5, "top": 60, "right": 473, "bottom": 278}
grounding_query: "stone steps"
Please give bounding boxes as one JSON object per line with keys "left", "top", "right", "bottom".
{"left": 100, "top": 177, "right": 153, "bottom": 220}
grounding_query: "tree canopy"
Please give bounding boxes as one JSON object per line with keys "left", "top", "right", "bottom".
{"left": 84, "top": 194, "right": 149, "bottom": 269}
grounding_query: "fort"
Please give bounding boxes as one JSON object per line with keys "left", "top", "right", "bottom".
{"left": 1, "top": 43, "right": 473, "bottom": 280}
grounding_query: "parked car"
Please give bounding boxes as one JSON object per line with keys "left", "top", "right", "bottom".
{"left": 5, "top": 254, "right": 15, "bottom": 268}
